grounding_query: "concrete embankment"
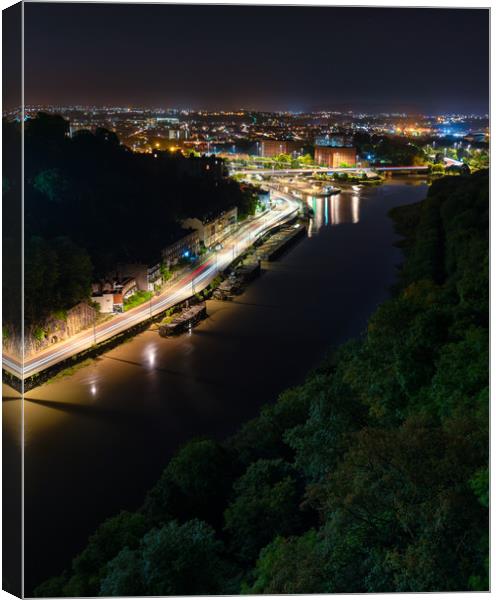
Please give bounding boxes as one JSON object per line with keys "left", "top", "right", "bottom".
{"left": 255, "top": 221, "right": 306, "bottom": 261}
{"left": 9, "top": 297, "right": 197, "bottom": 392}
{"left": 7, "top": 216, "right": 308, "bottom": 391}
{"left": 212, "top": 219, "right": 307, "bottom": 302}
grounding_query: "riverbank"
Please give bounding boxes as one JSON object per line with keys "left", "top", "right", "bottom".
{"left": 8, "top": 216, "right": 307, "bottom": 392}
{"left": 32, "top": 172, "right": 488, "bottom": 597}
{"left": 16, "top": 181, "right": 430, "bottom": 595}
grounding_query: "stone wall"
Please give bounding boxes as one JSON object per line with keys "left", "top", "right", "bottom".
{"left": 24, "top": 302, "right": 97, "bottom": 357}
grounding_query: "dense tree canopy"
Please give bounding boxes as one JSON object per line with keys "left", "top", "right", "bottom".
{"left": 353, "top": 132, "right": 427, "bottom": 166}
{"left": 5, "top": 113, "right": 256, "bottom": 330}
{"left": 3, "top": 119, "right": 22, "bottom": 334}
{"left": 34, "top": 170, "right": 488, "bottom": 596}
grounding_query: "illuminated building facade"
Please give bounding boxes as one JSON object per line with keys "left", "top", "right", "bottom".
{"left": 182, "top": 206, "right": 238, "bottom": 249}
{"left": 314, "top": 135, "right": 353, "bottom": 147}
{"left": 259, "top": 140, "right": 304, "bottom": 157}
{"left": 114, "top": 261, "right": 163, "bottom": 292}
{"left": 161, "top": 229, "right": 201, "bottom": 266}
{"left": 314, "top": 146, "right": 357, "bottom": 168}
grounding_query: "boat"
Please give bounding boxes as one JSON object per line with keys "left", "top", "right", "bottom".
{"left": 315, "top": 185, "right": 341, "bottom": 196}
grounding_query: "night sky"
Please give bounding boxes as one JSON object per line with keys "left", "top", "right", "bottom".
{"left": 21, "top": 3, "right": 489, "bottom": 113}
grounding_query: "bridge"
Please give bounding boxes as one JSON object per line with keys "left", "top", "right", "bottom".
{"left": 229, "top": 165, "right": 430, "bottom": 177}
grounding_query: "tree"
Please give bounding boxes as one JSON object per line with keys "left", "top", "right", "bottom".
{"left": 62, "top": 511, "right": 148, "bottom": 596}
{"left": 227, "top": 384, "right": 312, "bottom": 466}
{"left": 224, "top": 459, "right": 305, "bottom": 563}
{"left": 32, "top": 169, "right": 488, "bottom": 597}
{"left": 143, "top": 439, "right": 237, "bottom": 527}
{"left": 25, "top": 112, "right": 69, "bottom": 149}
{"left": 285, "top": 343, "right": 367, "bottom": 482}
{"left": 309, "top": 417, "right": 488, "bottom": 592}
{"left": 52, "top": 236, "right": 92, "bottom": 309}
{"left": 244, "top": 530, "right": 327, "bottom": 594}
{"left": 23, "top": 235, "right": 92, "bottom": 329}
{"left": 24, "top": 236, "right": 60, "bottom": 327}
{"left": 428, "top": 326, "right": 488, "bottom": 419}
{"left": 139, "top": 520, "right": 227, "bottom": 595}
{"left": 13, "top": 112, "right": 261, "bottom": 337}
{"left": 98, "top": 548, "right": 143, "bottom": 596}
{"left": 32, "top": 168, "right": 68, "bottom": 203}
{"left": 298, "top": 153, "right": 314, "bottom": 166}
{"left": 33, "top": 573, "right": 69, "bottom": 598}
{"left": 430, "top": 163, "right": 445, "bottom": 175}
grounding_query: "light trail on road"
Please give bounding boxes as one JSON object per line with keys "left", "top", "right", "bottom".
{"left": 4, "top": 192, "right": 300, "bottom": 380}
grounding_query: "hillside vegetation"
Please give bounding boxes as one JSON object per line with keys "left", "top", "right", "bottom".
{"left": 3, "top": 114, "right": 257, "bottom": 332}
{"left": 35, "top": 170, "right": 489, "bottom": 596}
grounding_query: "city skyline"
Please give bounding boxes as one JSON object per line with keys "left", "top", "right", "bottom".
{"left": 11, "top": 104, "right": 492, "bottom": 117}
{"left": 18, "top": 4, "right": 489, "bottom": 114}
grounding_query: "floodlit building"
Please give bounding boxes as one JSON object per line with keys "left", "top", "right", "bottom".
{"left": 91, "top": 293, "right": 115, "bottom": 314}
{"left": 314, "top": 146, "right": 357, "bottom": 168}
{"left": 259, "top": 140, "right": 304, "bottom": 157}
{"left": 181, "top": 207, "right": 238, "bottom": 249}
{"left": 91, "top": 277, "right": 138, "bottom": 313}
{"left": 314, "top": 135, "right": 353, "bottom": 147}
{"left": 161, "top": 229, "right": 201, "bottom": 266}
{"left": 112, "top": 278, "right": 138, "bottom": 312}
{"left": 115, "top": 262, "right": 163, "bottom": 292}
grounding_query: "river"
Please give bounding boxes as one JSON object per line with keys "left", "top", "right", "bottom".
{"left": 3, "top": 180, "right": 428, "bottom": 594}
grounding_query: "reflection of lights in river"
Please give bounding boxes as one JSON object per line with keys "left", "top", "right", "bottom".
{"left": 11, "top": 190, "right": 300, "bottom": 381}
{"left": 331, "top": 194, "right": 339, "bottom": 225}
{"left": 307, "top": 218, "right": 313, "bottom": 238}
{"left": 145, "top": 343, "right": 157, "bottom": 367}
{"left": 307, "top": 191, "right": 362, "bottom": 232}
{"left": 352, "top": 195, "right": 360, "bottom": 224}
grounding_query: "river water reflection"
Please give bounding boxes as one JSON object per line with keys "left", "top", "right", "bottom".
{"left": 307, "top": 188, "right": 361, "bottom": 233}
{"left": 5, "top": 180, "right": 428, "bottom": 593}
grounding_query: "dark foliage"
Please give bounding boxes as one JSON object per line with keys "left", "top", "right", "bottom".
{"left": 34, "top": 171, "right": 488, "bottom": 596}
{"left": 7, "top": 113, "right": 256, "bottom": 329}
{"left": 353, "top": 132, "right": 426, "bottom": 166}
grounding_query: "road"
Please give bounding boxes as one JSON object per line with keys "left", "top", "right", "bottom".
{"left": 3, "top": 192, "right": 300, "bottom": 380}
